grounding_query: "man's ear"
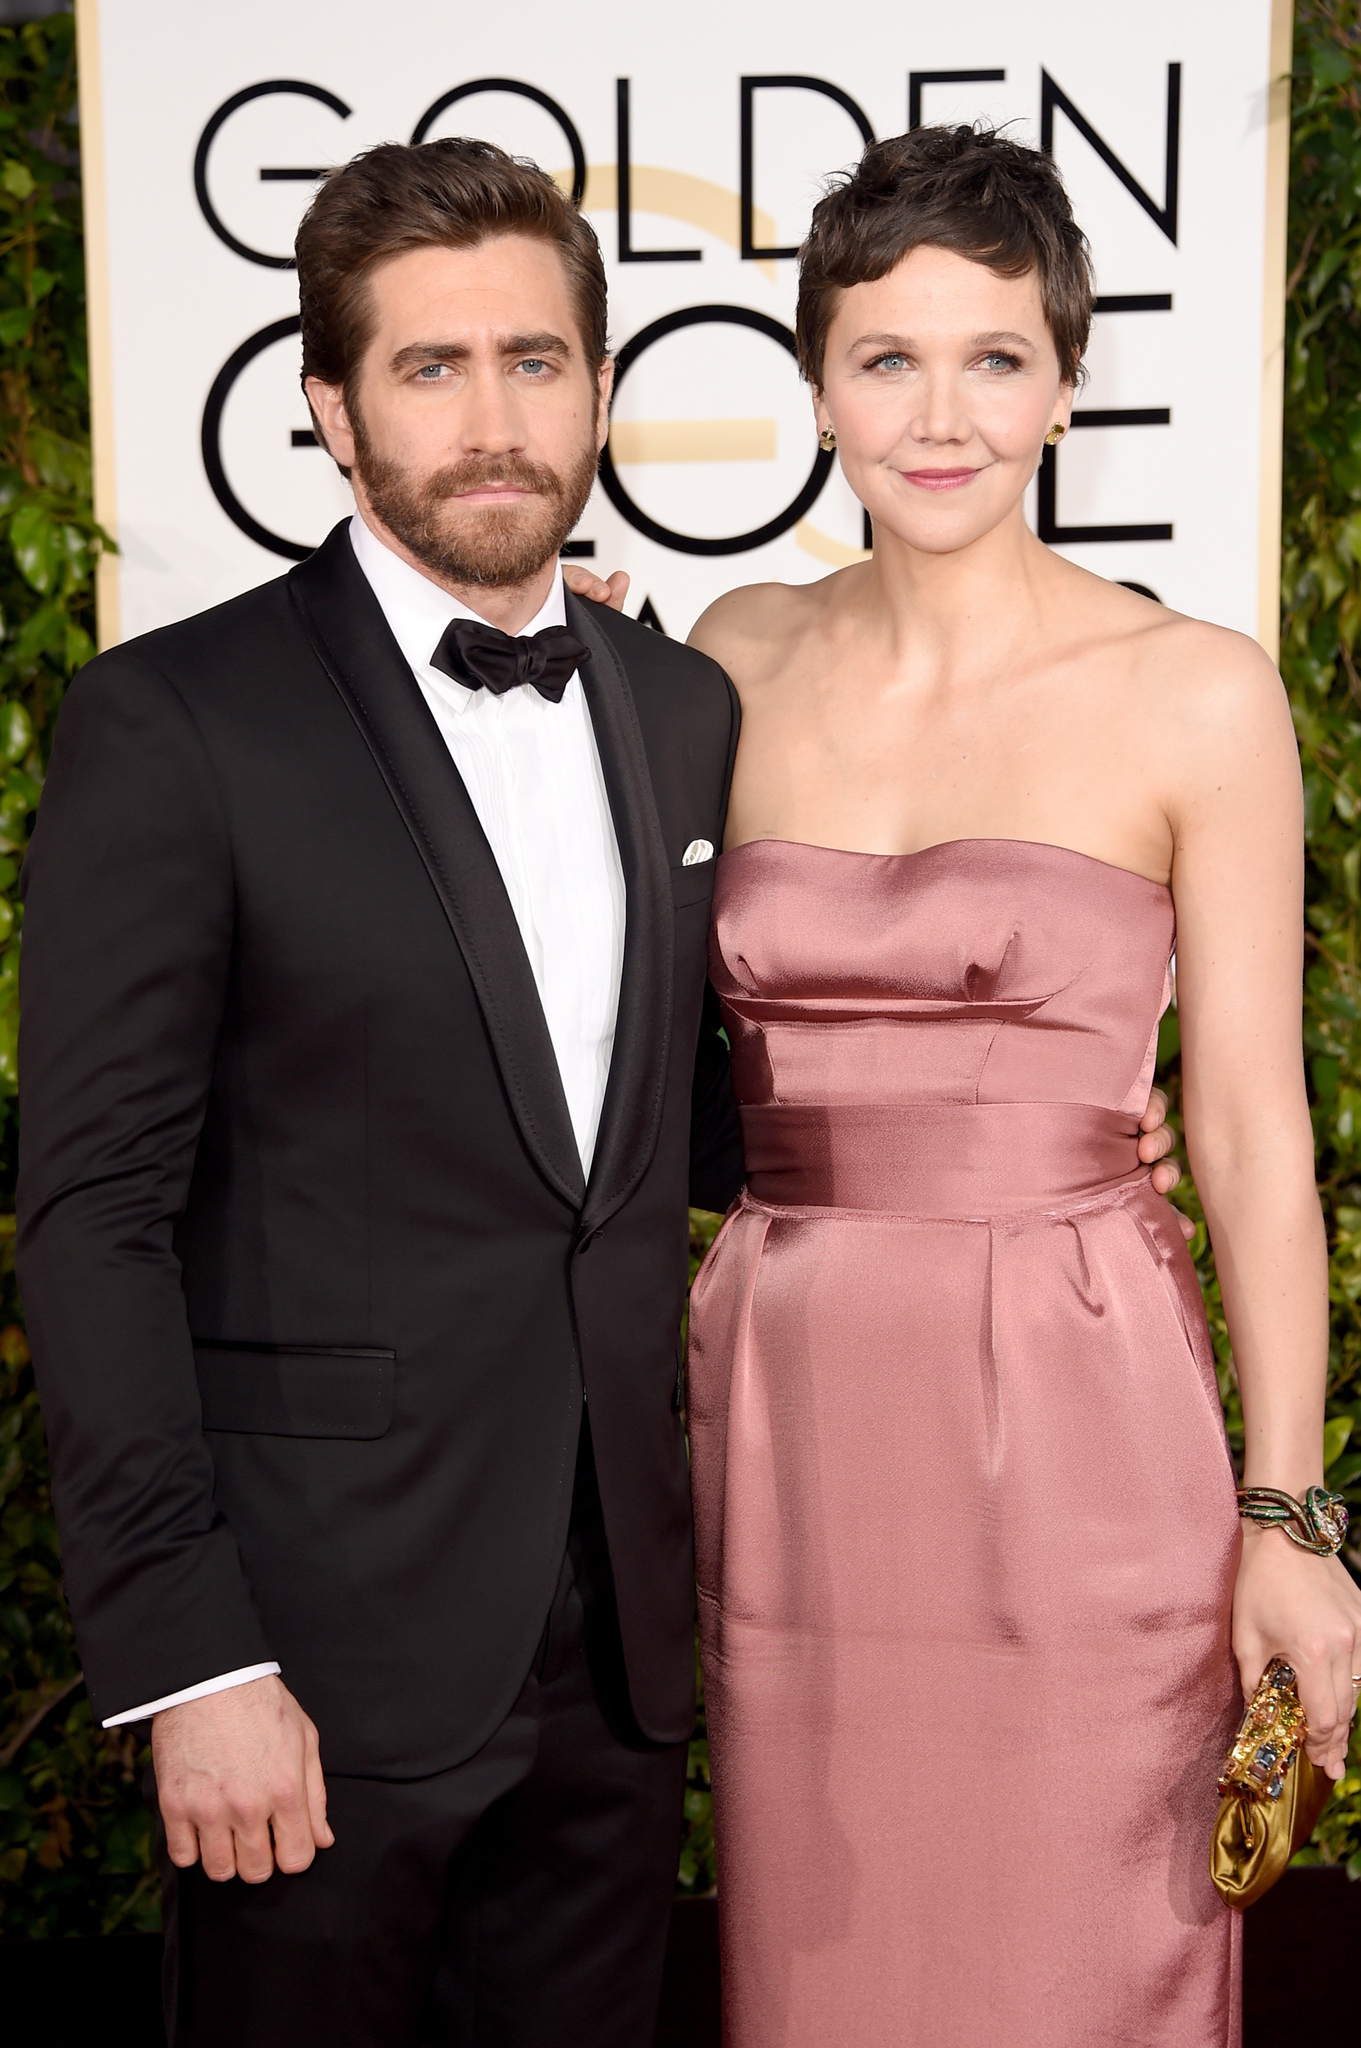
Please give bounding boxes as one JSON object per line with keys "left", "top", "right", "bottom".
{"left": 595, "top": 356, "right": 615, "bottom": 453}
{"left": 304, "top": 377, "right": 357, "bottom": 474}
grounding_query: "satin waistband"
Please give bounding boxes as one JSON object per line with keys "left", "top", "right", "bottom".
{"left": 740, "top": 1101, "right": 1146, "bottom": 1215}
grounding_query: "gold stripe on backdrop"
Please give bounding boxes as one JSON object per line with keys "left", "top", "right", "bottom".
{"left": 74, "top": 0, "right": 120, "bottom": 650}
{"left": 1258, "top": 0, "right": 1295, "bottom": 660}
{"left": 609, "top": 419, "right": 776, "bottom": 463}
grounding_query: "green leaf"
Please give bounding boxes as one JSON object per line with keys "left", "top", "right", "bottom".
{"left": 10, "top": 598, "right": 63, "bottom": 669}
{"left": 1155, "top": 1009, "right": 1180, "bottom": 1073}
{"left": 1304, "top": 769, "right": 1336, "bottom": 839}
{"left": 1344, "top": 841, "right": 1361, "bottom": 906}
{"left": 26, "top": 428, "right": 89, "bottom": 496}
{"left": 1311, "top": 43, "right": 1353, "bottom": 91}
{"left": 1339, "top": 509, "right": 1361, "bottom": 565}
{"left": 62, "top": 620, "right": 92, "bottom": 673}
{"left": 0, "top": 305, "right": 35, "bottom": 348}
{"left": 1323, "top": 1414, "right": 1353, "bottom": 1471}
{"left": 0, "top": 703, "right": 32, "bottom": 765}
{"left": 0, "top": 159, "right": 34, "bottom": 199}
{"left": 8, "top": 501, "right": 61, "bottom": 593}
{"left": 5, "top": 769, "right": 43, "bottom": 810}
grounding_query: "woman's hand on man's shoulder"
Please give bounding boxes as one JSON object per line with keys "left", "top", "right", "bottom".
{"left": 561, "top": 565, "right": 630, "bottom": 611}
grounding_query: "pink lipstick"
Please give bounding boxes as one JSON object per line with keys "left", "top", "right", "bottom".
{"left": 899, "top": 468, "right": 982, "bottom": 491}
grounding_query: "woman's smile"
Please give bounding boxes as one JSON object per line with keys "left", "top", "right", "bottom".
{"left": 897, "top": 465, "right": 985, "bottom": 489}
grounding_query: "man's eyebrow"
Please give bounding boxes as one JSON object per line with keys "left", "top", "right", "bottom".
{"left": 387, "top": 332, "right": 574, "bottom": 375}
{"left": 499, "top": 330, "right": 573, "bottom": 357}
{"left": 389, "top": 341, "right": 471, "bottom": 373}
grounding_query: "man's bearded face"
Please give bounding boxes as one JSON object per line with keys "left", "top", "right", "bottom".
{"left": 350, "top": 404, "right": 599, "bottom": 590}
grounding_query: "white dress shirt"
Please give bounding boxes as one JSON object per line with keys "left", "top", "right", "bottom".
{"left": 102, "top": 514, "right": 626, "bottom": 1727}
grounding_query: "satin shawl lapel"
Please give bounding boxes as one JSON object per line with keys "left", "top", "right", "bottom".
{"left": 289, "top": 525, "right": 585, "bottom": 1210}
{"left": 566, "top": 593, "right": 674, "bottom": 1235}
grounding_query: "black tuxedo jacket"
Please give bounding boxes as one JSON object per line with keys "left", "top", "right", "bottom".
{"left": 16, "top": 523, "right": 743, "bottom": 1774}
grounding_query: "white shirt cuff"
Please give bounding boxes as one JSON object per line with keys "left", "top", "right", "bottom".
{"left": 101, "top": 1661, "right": 281, "bottom": 1726}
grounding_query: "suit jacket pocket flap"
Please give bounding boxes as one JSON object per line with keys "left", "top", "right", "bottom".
{"left": 671, "top": 861, "right": 715, "bottom": 910}
{"left": 193, "top": 1342, "right": 396, "bottom": 1439}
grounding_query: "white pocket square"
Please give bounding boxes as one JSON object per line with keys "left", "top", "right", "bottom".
{"left": 682, "top": 839, "right": 714, "bottom": 866}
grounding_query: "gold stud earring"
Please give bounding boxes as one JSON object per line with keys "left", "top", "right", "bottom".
{"left": 1044, "top": 422, "right": 1068, "bottom": 446}
{"left": 818, "top": 426, "right": 837, "bottom": 452}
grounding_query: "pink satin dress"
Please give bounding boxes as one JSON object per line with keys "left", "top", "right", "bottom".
{"left": 687, "top": 838, "right": 1243, "bottom": 2048}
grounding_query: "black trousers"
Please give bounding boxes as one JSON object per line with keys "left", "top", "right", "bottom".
{"left": 158, "top": 1437, "right": 690, "bottom": 2048}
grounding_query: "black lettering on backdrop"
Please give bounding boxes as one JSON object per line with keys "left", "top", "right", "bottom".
{"left": 908, "top": 70, "right": 1006, "bottom": 130}
{"left": 1093, "top": 294, "right": 1172, "bottom": 312}
{"left": 1037, "top": 408, "right": 1173, "bottom": 546}
{"left": 616, "top": 80, "right": 701, "bottom": 263}
{"left": 740, "top": 77, "right": 874, "bottom": 261}
{"left": 598, "top": 306, "right": 835, "bottom": 555}
{"left": 1041, "top": 65, "right": 1180, "bottom": 244}
{"left": 409, "top": 80, "right": 586, "bottom": 206}
{"left": 202, "top": 315, "right": 311, "bottom": 561}
{"left": 194, "top": 81, "right": 351, "bottom": 269}
{"left": 194, "top": 71, "right": 1185, "bottom": 564}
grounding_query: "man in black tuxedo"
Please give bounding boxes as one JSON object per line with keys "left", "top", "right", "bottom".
{"left": 17, "top": 139, "right": 743, "bottom": 2046}
{"left": 18, "top": 132, "right": 1185, "bottom": 2047}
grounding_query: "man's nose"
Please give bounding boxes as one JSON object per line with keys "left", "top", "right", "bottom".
{"left": 459, "top": 366, "right": 526, "bottom": 453}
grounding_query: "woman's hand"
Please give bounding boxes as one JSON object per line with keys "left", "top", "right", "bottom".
{"left": 1138, "top": 1086, "right": 1192, "bottom": 1238}
{"left": 563, "top": 565, "right": 629, "bottom": 610}
{"left": 1232, "top": 1522, "right": 1361, "bottom": 1778}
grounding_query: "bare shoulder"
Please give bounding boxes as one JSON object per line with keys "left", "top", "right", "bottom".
{"left": 1130, "top": 611, "right": 1291, "bottom": 742}
{"left": 687, "top": 569, "right": 854, "bottom": 688}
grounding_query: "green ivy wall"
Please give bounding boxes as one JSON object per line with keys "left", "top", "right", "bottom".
{"left": 0, "top": 4, "right": 1358, "bottom": 1937}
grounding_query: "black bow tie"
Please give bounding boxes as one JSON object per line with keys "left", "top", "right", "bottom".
{"left": 429, "top": 617, "right": 590, "bottom": 703}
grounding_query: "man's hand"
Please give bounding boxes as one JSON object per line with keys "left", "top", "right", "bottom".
{"left": 562, "top": 565, "right": 630, "bottom": 611}
{"left": 1138, "top": 1085, "right": 1192, "bottom": 1239}
{"left": 152, "top": 1673, "right": 333, "bottom": 1883}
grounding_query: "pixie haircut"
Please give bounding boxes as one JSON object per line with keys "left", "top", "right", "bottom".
{"left": 796, "top": 125, "right": 1093, "bottom": 388}
{"left": 296, "top": 137, "right": 609, "bottom": 405}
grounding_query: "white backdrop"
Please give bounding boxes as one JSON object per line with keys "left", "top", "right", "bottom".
{"left": 78, "top": 0, "right": 1290, "bottom": 649}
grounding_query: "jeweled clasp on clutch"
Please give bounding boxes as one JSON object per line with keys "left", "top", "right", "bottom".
{"left": 1218, "top": 1659, "right": 1307, "bottom": 1806}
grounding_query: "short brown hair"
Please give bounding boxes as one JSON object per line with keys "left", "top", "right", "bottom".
{"left": 296, "top": 137, "right": 609, "bottom": 405}
{"left": 796, "top": 126, "right": 1093, "bottom": 388}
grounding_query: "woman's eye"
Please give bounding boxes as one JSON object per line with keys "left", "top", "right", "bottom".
{"left": 868, "top": 352, "right": 909, "bottom": 373}
{"left": 979, "top": 352, "right": 1021, "bottom": 373}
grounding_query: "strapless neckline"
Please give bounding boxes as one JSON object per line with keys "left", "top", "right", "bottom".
{"left": 720, "top": 835, "right": 1172, "bottom": 898}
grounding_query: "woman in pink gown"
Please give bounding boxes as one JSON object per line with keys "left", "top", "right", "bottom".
{"left": 683, "top": 128, "right": 1361, "bottom": 2046}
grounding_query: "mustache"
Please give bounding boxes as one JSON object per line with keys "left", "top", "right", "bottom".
{"left": 422, "top": 455, "right": 569, "bottom": 503}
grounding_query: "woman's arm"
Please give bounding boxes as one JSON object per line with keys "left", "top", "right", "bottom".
{"left": 1170, "top": 629, "right": 1361, "bottom": 1776}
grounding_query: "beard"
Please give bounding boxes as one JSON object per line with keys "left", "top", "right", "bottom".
{"left": 350, "top": 410, "right": 599, "bottom": 590}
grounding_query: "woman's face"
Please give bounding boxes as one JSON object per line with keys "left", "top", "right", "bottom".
{"left": 815, "top": 244, "right": 1070, "bottom": 556}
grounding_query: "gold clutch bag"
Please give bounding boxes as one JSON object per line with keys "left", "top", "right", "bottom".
{"left": 1210, "top": 1657, "right": 1333, "bottom": 1908}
